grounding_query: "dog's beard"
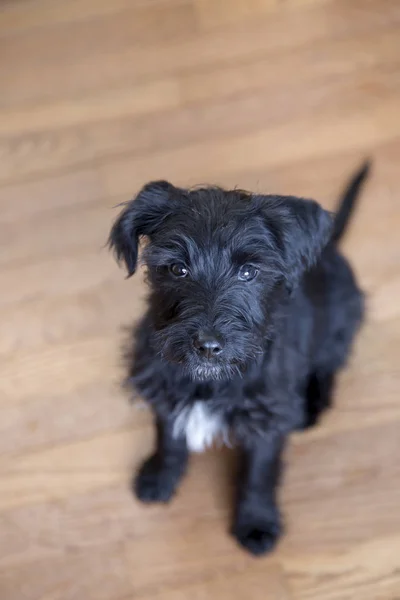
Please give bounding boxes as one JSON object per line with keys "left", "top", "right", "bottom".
{"left": 193, "top": 365, "right": 224, "bottom": 380}
{"left": 189, "top": 361, "right": 240, "bottom": 382}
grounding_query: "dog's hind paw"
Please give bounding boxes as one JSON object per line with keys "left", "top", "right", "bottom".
{"left": 232, "top": 510, "right": 282, "bottom": 556}
{"left": 133, "top": 455, "right": 180, "bottom": 503}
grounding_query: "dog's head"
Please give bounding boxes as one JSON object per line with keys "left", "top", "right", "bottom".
{"left": 109, "top": 181, "right": 332, "bottom": 381}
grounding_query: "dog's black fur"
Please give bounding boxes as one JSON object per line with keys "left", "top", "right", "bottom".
{"left": 109, "top": 163, "right": 369, "bottom": 556}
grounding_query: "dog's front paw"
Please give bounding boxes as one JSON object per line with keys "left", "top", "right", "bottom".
{"left": 134, "top": 455, "right": 180, "bottom": 503}
{"left": 232, "top": 507, "right": 282, "bottom": 556}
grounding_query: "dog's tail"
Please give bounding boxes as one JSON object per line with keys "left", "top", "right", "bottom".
{"left": 331, "top": 160, "right": 371, "bottom": 244}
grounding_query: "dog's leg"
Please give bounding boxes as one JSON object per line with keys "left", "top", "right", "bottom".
{"left": 232, "top": 434, "right": 285, "bottom": 556}
{"left": 134, "top": 416, "right": 189, "bottom": 503}
{"left": 303, "top": 369, "right": 335, "bottom": 429}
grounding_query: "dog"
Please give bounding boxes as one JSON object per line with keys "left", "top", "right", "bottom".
{"left": 109, "top": 162, "right": 369, "bottom": 556}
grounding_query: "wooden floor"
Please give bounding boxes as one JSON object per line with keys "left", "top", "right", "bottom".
{"left": 1, "top": 0, "right": 400, "bottom": 598}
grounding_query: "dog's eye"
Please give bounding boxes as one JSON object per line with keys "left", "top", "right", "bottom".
{"left": 170, "top": 263, "right": 189, "bottom": 278}
{"left": 238, "top": 264, "right": 259, "bottom": 282}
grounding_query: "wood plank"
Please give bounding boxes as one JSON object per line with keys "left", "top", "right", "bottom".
{"left": 0, "top": 0, "right": 192, "bottom": 37}
{"left": 0, "top": 168, "right": 102, "bottom": 222}
{"left": 100, "top": 97, "right": 400, "bottom": 196}
{"left": 0, "top": 79, "right": 181, "bottom": 136}
{"left": 0, "top": 1, "right": 197, "bottom": 108}
{"left": 0, "top": 544, "right": 134, "bottom": 600}
{"left": 284, "top": 536, "right": 400, "bottom": 600}
{"left": 1, "top": 27, "right": 399, "bottom": 183}
{"left": 0, "top": 336, "right": 117, "bottom": 402}
{"left": 0, "top": 381, "right": 137, "bottom": 457}
{"left": 2, "top": 0, "right": 400, "bottom": 108}
{"left": 0, "top": 281, "right": 145, "bottom": 356}
{"left": 194, "top": 0, "right": 327, "bottom": 29}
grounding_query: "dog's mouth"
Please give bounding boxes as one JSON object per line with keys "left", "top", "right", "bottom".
{"left": 191, "top": 363, "right": 227, "bottom": 381}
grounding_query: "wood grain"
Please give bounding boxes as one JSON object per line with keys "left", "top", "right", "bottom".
{"left": 1, "top": 0, "right": 400, "bottom": 598}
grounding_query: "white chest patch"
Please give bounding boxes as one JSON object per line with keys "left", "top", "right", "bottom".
{"left": 172, "top": 402, "right": 228, "bottom": 453}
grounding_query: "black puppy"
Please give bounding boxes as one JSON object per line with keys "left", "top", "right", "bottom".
{"left": 109, "top": 163, "right": 369, "bottom": 555}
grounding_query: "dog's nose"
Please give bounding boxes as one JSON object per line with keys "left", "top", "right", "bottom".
{"left": 193, "top": 331, "right": 224, "bottom": 359}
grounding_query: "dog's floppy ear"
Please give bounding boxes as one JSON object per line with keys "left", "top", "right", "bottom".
{"left": 109, "top": 180, "right": 176, "bottom": 276}
{"left": 258, "top": 195, "right": 333, "bottom": 287}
